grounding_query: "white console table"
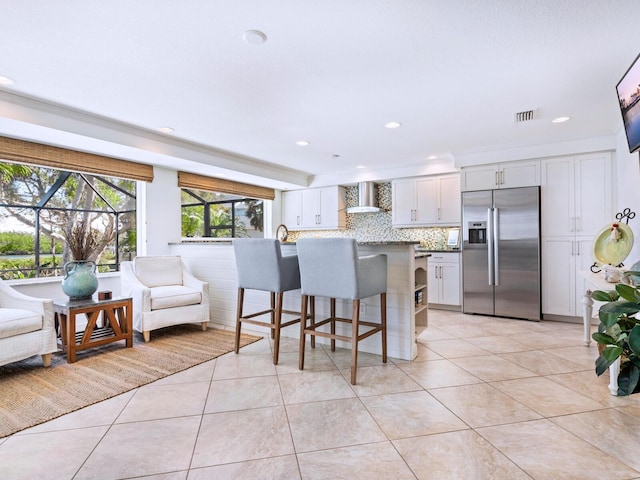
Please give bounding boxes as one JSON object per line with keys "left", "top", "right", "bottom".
{"left": 578, "top": 270, "right": 620, "bottom": 396}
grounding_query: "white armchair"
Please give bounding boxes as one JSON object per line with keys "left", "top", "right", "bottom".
{"left": 120, "top": 255, "right": 210, "bottom": 342}
{"left": 0, "top": 279, "right": 57, "bottom": 367}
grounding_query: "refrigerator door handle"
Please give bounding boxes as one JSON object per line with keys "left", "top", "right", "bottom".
{"left": 487, "top": 207, "right": 495, "bottom": 286}
{"left": 493, "top": 207, "right": 500, "bottom": 286}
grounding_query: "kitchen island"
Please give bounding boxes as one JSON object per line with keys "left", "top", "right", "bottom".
{"left": 169, "top": 240, "right": 427, "bottom": 361}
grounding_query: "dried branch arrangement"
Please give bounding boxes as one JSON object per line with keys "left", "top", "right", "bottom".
{"left": 64, "top": 220, "right": 99, "bottom": 261}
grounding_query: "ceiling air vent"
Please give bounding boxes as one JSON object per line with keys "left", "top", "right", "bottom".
{"left": 515, "top": 109, "right": 536, "bottom": 123}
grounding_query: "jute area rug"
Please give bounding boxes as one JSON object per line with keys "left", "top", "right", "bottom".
{"left": 0, "top": 325, "right": 261, "bottom": 438}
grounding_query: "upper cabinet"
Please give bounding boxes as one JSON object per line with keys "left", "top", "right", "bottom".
{"left": 460, "top": 160, "right": 540, "bottom": 191}
{"left": 541, "top": 152, "right": 612, "bottom": 237}
{"left": 392, "top": 173, "right": 460, "bottom": 227}
{"left": 282, "top": 186, "right": 346, "bottom": 230}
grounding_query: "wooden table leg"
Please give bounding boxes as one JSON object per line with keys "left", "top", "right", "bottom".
{"left": 67, "top": 311, "right": 77, "bottom": 363}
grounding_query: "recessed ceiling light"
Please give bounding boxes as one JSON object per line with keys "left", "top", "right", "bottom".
{"left": 157, "top": 126, "right": 174, "bottom": 133}
{"left": 385, "top": 122, "right": 401, "bottom": 129}
{"left": 296, "top": 140, "right": 310, "bottom": 146}
{"left": 427, "top": 155, "right": 438, "bottom": 160}
{"left": 243, "top": 30, "right": 267, "bottom": 45}
{"left": 0, "top": 76, "right": 14, "bottom": 86}
{"left": 552, "top": 116, "right": 571, "bottom": 123}
{"left": 356, "top": 165, "right": 366, "bottom": 169}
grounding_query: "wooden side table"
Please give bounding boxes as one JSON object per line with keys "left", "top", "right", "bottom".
{"left": 54, "top": 296, "right": 133, "bottom": 363}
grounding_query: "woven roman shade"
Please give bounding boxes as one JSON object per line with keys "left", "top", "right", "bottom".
{"left": 0, "top": 136, "right": 154, "bottom": 182}
{"left": 178, "top": 171, "right": 275, "bottom": 200}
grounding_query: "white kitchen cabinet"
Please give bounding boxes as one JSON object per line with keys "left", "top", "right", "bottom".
{"left": 460, "top": 160, "right": 540, "bottom": 191}
{"left": 541, "top": 152, "right": 613, "bottom": 318}
{"left": 541, "top": 153, "right": 612, "bottom": 237}
{"left": 542, "top": 237, "right": 593, "bottom": 316}
{"left": 282, "top": 190, "right": 302, "bottom": 228}
{"left": 427, "top": 252, "right": 460, "bottom": 307}
{"left": 392, "top": 174, "right": 460, "bottom": 227}
{"left": 282, "top": 186, "right": 346, "bottom": 230}
{"left": 436, "top": 174, "right": 461, "bottom": 224}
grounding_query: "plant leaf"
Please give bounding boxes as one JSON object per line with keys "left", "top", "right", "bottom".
{"left": 595, "top": 355, "right": 613, "bottom": 376}
{"left": 599, "top": 301, "right": 640, "bottom": 316}
{"left": 602, "top": 345, "right": 623, "bottom": 362}
{"left": 592, "top": 289, "right": 618, "bottom": 302}
{"left": 615, "top": 284, "right": 640, "bottom": 302}
{"left": 598, "top": 301, "right": 640, "bottom": 328}
{"left": 629, "top": 325, "right": 640, "bottom": 356}
{"left": 617, "top": 364, "right": 640, "bottom": 396}
{"left": 592, "top": 332, "right": 616, "bottom": 345}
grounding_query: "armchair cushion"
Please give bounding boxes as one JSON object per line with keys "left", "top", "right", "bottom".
{"left": 150, "top": 285, "right": 202, "bottom": 311}
{"left": 134, "top": 255, "right": 183, "bottom": 287}
{"left": 0, "top": 309, "right": 43, "bottom": 339}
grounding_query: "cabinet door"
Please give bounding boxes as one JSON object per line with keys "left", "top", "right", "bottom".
{"left": 301, "top": 189, "right": 321, "bottom": 228}
{"left": 574, "top": 236, "right": 595, "bottom": 315}
{"left": 437, "top": 174, "right": 461, "bottom": 224}
{"left": 282, "top": 190, "right": 302, "bottom": 228}
{"left": 575, "top": 153, "right": 612, "bottom": 236}
{"left": 440, "top": 263, "right": 461, "bottom": 306}
{"left": 392, "top": 179, "right": 416, "bottom": 226}
{"left": 500, "top": 160, "right": 540, "bottom": 188}
{"left": 427, "top": 263, "right": 440, "bottom": 303}
{"left": 415, "top": 177, "right": 438, "bottom": 224}
{"left": 317, "top": 186, "right": 346, "bottom": 229}
{"left": 541, "top": 237, "right": 577, "bottom": 316}
{"left": 541, "top": 157, "right": 575, "bottom": 237}
{"left": 460, "top": 165, "right": 499, "bottom": 191}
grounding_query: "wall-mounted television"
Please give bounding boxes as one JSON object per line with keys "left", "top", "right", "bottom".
{"left": 616, "top": 52, "right": 640, "bottom": 154}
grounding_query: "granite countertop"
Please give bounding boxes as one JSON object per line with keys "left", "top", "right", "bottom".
{"left": 280, "top": 240, "right": 419, "bottom": 246}
{"left": 415, "top": 248, "right": 461, "bottom": 253}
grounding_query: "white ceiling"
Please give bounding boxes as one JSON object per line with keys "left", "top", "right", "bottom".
{"left": 0, "top": 0, "right": 638, "bottom": 189}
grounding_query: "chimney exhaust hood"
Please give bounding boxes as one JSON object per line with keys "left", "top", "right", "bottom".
{"left": 346, "top": 181, "right": 381, "bottom": 213}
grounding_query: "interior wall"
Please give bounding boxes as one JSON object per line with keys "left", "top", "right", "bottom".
{"left": 615, "top": 130, "right": 640, "bottom": 264}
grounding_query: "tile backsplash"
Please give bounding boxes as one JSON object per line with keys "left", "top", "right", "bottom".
{"left": 286, "top": 182, "right": 457, "bottom": 249}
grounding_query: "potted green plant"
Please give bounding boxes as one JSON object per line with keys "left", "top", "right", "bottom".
{"left": 592, "top": 279, "right": 640, "bottom": 396}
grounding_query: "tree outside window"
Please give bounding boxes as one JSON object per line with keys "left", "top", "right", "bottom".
{"left": 181, "top": 189, "right": 263, "bottom": 238}
{"left": 0, "top": 162, "right": 136, "bottom": 280}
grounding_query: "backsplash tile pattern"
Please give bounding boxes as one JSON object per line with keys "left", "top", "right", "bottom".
{"left": 287, "top": 182, "right": 455, "bottom": 249}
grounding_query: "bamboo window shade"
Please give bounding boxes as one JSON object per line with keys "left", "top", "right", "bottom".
{"left": 0, "top": 136, "right": 154, "bottom": 182}
{"left": 178, "top": 171, "right": 275, "bottom": 200}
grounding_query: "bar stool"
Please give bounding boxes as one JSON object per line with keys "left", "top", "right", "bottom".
{"left": 233, "top": 238, "right": 306, "bottom": 365}
{"left": 296, "top": 238, "right": 387, "bottom": 384}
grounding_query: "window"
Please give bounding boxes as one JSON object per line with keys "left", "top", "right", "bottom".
{"left": 181, "top": 188, "right": 264, "bottom": 238}
{"left": 0, "top": 162, "right": 137, "bottom": 280}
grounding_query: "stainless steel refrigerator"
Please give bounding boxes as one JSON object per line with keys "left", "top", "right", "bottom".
{"left": 462, "top": 186, "right": 541, "bottom": 321}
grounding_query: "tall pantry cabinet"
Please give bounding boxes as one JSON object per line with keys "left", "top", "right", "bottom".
{"left": 541, "top": 152, "right": 613, "bottom": 317}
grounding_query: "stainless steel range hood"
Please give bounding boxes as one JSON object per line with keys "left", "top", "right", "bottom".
{"left": 346, "top": 181, "right": 381, "bottom": 213}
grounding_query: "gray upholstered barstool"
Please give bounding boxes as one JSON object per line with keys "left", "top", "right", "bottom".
{"left": 233, "top": 238, "right": 305, "bottom": 365}
{"left": 296, "top": 238, "right": 387, "bottom": 384}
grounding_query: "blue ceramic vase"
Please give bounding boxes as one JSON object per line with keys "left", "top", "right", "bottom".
{"left": 61, "top": 260, "right": 99, "bottom": 300}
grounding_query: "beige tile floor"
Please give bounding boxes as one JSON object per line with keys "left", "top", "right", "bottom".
{"left": 2, "top": 309, "right": 640, "bottom": 479}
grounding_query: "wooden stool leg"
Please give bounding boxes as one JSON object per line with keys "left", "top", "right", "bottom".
{"left": 381, "top": 292, "right": 387, "bottom": 363}
{"left": 330, "top": 298, "right": 336, "bottom": 351}
{"left": 351, "top": 300, "right": 359, "bottom": 385}
{"left": 310, "top": 296, "right": 316, "bottom": 349}
{"left": 235, "top": 288, "right": 244, "bottom": 354}
{"left": 273, "top": 292, "right": 284, "bottom": 365}
{"left": 299, "top": 295, "right": 308, "bottom": 370}
{"left": 270, "top": 292, "right": 276, "bottom": 339}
